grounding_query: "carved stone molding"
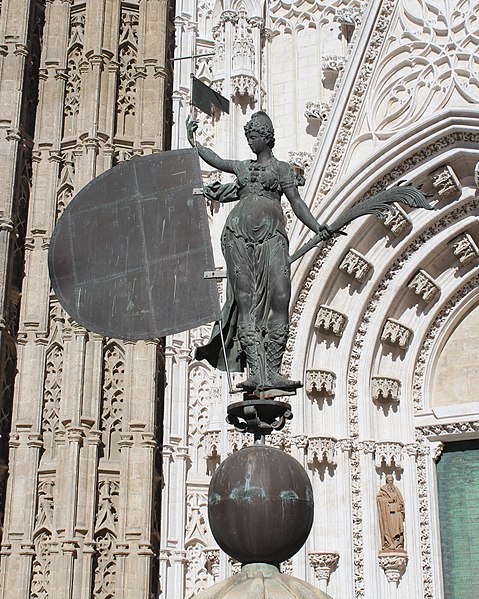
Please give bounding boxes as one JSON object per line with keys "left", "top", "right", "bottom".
{"left": 430, "top": 164, "right": 461, "bottom": 200}
{"left": 378, "top": 552, "right": 408, "bottom": 584}
{"left": 307, "top": 436, "right": 337, "bottom": 466}
{"left": 380, "top": 203, "right": 411, "bottom": 236}
{"left": 304, "top": 101, "right": 330, "bottom": 122}
{"left": 322, "top": 54, "right": 345, "bottom": 74}
{"left": 339, "top": 248, "right": 372, "bottom": 282}
{"left": 305, "top": 369, "right": 336, "bottom": 397}
{"left": 374, "top": 442, "right": 404, "bottom": 469}
{"left": 204, "top": 548, "right": 220, "bottom": 579}
{"left": 381, "top": 318, "right": 412, "bottom": 349}
{"left": 309, "top": 551, "right": 339, "bottom": 588}
{"left": 449, "top": 232, "right": 479, "bottom": 266}
{"left": 230, "top": 75, "right": 257, "bottom": 100}
{"left": 314, "top": 305, "right": 347, "bottom": 337}
{"left": 334, "top": 7, "right": 362, "bottom": 28}
{"left": 288, "top": 151, "right": 313, "bottom": 173}
{"left": 417, "top": 420, "right": 479, "bottom": 438}
{"left": 371, "top": 376, "right": 401, "bottom": 403}
{"left": 408, "top": 270, "right": 440, "bottom": 303}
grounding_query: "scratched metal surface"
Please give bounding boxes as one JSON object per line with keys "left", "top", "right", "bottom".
{"left": 48, "top": 148, "right": 220, "bottom": 340}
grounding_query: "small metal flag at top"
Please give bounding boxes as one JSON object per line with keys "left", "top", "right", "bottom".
{"left": 191, "top": 76, "right": 230, "bottom": 116}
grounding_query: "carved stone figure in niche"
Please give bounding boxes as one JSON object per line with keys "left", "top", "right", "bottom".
{"left": 377, "top": 475, "right": 405, "bottom": 552}
{"left": 186, "top": 113, "right": 332, "bottom": 392}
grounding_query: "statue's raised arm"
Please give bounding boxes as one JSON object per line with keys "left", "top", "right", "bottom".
{"left": 186, "top": 116, "right": 237, "bottom": 174}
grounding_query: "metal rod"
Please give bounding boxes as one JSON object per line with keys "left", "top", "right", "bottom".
{"left": 171, "top": 52, "right": 215, "bottom": 61}
{"left": 218, "top": 319, "right": 235, "bottom": 394}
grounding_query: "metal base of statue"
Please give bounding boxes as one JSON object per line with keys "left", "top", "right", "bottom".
{"left": 227, "top": 398, "right": 292, "bottom": 441}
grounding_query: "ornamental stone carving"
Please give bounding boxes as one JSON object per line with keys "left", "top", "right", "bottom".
{"left": 339, "top": 248, "right": 372, "bottom": 282}
{"left": 381, "top": 318, "right": 412, "bottom": 349}
{"left": 408, "top": 269, "right": 440, "bottom": 303}
{"left": 430, "top": 164, "right": 461, "bottom": 200}
{"left": 322, "top": 55, "right": 345, "bottom": 74}
{"left": 378, "top": 553, "right": 408, "bottom": 583}
{"left": 374, "top": 442, "right": 404, "bottom": 469}
{"left": 314, "top": 305, "right": 347, "bottom": 337}
{"left": 305, "top": 369, "right": 336, "bottom": 397}
{"left": 307, "top": 436, "right": 337, "bottom": 466}
{"left": 380, "top": 203, "right": 411, "bottom": 236}
{"left": 288, "top": 151, "right": 313, "bottom": 174}
{"left": 304, "top": 101, "right": 330, "bottom": 123}
{"left": 334, "top": 7, "right": 362, "bottom": 28}
{"left": 372, "top": 377, "right": 401, "bottom": 403}
{"left": 309, "top": 551, "right": 339, "bottom": 591}
{"left": 230, "top": 74, "right": 257, "bottom": 100}
{"left": 449, "top": 233, "right": 479, "bottom": 266}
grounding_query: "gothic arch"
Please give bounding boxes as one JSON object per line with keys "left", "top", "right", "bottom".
{"left": 286, "top": 108, "right": 479, "bottom": 437}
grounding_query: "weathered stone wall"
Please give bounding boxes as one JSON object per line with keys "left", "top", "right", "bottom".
{"left": 0, "top": 1, "right": 171, "bottom": 598}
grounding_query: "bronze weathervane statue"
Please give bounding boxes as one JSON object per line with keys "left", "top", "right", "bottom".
{"left": 187, "top": 112, "right": 431, "bottom": 395}
{"left": 187, "top": 112, "right": 333, "bottom": 393}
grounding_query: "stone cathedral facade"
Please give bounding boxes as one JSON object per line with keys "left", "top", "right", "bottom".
{"left": 0, "top": 0, "right": 478, "bottom": 598}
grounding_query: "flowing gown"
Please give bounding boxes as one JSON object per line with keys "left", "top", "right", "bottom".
{"left": 196, "top": 157, "right": 297, "bottom": 371}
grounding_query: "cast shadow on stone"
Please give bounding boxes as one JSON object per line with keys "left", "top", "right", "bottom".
{"left": 308, "top": 457, "right": 337, "bottom": 482}
{"left": 373, "top": 394, "right": 399, "bottom": 417}
{"left": 308, "top": 388, "right": 334, "bottom": 410}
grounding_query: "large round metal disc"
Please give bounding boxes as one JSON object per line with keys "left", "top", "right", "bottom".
{"left": 48, "top": 149, "right": 220, "bottom": 340}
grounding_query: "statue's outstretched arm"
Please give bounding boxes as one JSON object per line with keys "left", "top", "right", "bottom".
{"left": 283, "top": 183, "right": 331, "bottom": 237}
{"left": 186, "top": 117, "right": 237, "bottom": 174}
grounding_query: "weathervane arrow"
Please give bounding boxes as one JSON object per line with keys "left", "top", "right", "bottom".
{"left": 289, "top": 182, "right": 433, "bottom": 264}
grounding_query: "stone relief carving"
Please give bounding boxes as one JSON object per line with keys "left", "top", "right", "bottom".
{"left": 374, "top": 442, "right": 404, "bottom": 469}
{"left": 372, "top": 376, "right": 401, "bottom": 403}
{"left": 64, "top": 9, "right": 85, "bottom": 137}
{"left": 380, "top": 203, "right": 411, "bottom": 236}
{"left": 408, "top": 270, "right": 440, "bottom": 303}
{"left": 304, "top": 101, "right": 330, "bottom": 123}
{"left": 186, "top": 542, "right": 208, "bottom": 599}
{"left": 449, "top": 232, "right": 479, "bottom": 266}
{"left": 309, "top": 551, "right": 339, "bottom": 588}
{"left": 30, "top": 530, "right": 52, "bottom": 599}
{"left": 188, "top": 365, "right": 211, "bottom": 472}
{"left": 42, "top": 343, "right": 63, "bottom": 459}
{"left": 93, "top": 480, "right": 119, "bottom": 599}
{"left": 288, "top": 151, "right": 313, "bottom": 174}
{"left": 339, "top": 248, "right": 372, "bottom": 282}
{"left": 429, "top": 164, "right": 461, "bottom": 200}
{"left": 378, "top": 553, "right": 408, "bottom": 583}
{"left": 116, "top": 7, "right": 139, "bottom": 137}
{"left": 314, "top": 304, "right": 347, "bottom": 337}
{"left": 377, "top": 475, "right": 405, "bottom": 552}
{"left": 381, "top": 318, "right": 412, "bottom": 349}
{"left": 100, "top": 343, "right": 125, "bottom": 461}
{"left": 322, "top": 54, "right": 345, "bottom": 74}
{"left": 56, "top": 152, "right": 75, "bottom": 220}
{"left": 364, "top": 1, "right": 479, "bottom": 140}
{"left": 307, "top": 436, "right": 337, "bottom": 467}
{"left": 305, "top": 369, "right": 336, "bottom": 397}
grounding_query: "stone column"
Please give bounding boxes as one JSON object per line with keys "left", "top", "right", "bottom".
{"left": 309, "top": 551, "right": 339, "bottom": 593}
{"left": 378, "top": 552, "right": 408, "bottom": 599}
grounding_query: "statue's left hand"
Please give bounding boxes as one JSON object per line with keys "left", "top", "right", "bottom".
{"left": 186, "top": 116, "right": 199, "bottom": 147}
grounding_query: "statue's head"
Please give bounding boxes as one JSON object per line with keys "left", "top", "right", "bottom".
{"left": 385, "top": 475, "right": 394, "bottom": 485}
{"left": 244, "top": 111, "right": 275, "bottom": 149}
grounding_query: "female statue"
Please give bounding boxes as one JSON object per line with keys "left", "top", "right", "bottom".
{"left": 187, "top": 112, "right": 331, "bottom": 392}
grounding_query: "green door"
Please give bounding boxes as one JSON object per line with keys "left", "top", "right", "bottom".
{"left": 437, "top": 439, "right": 479, "bottom": 598}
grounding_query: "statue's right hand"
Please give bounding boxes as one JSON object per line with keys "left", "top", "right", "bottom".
{"left": 186, "top": 116, "right": 199, "bottom": 146}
